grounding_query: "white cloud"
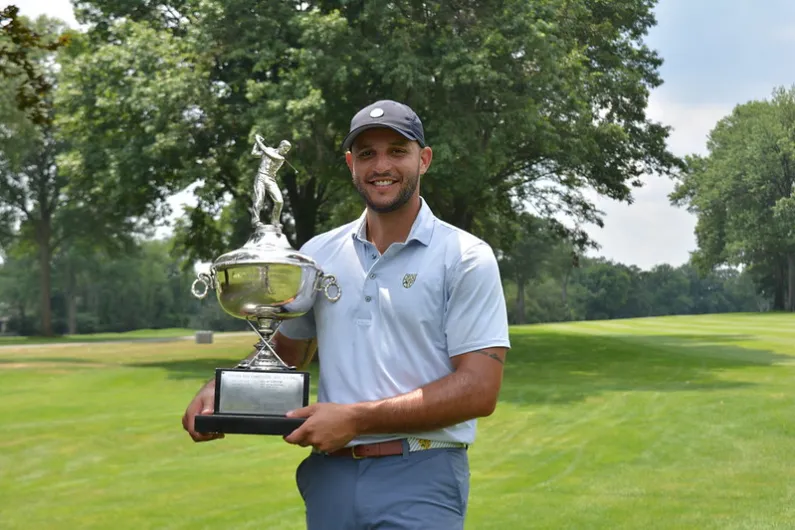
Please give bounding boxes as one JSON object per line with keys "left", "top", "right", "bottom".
{"left": 154, "top": 181, "right": 203, "bottom": 240}
{"left": 17, "top": 0, "right": 78, "bottom": 26}
{"left": 581, "top": 93, "right": 734, "bottom": 270}
{"left": 646, "top": 92, "right": 732, "bottom": 157}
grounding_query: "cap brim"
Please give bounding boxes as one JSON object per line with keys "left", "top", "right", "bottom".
{"left": 341, "top": 124, "right": 423, "bottom": 152}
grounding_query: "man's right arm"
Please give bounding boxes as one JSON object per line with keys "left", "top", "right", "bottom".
{"left": 270, "top": 331, "right": 318, "bottom": 370}
{"left": 181, "top": 331, "right": 317, "bottom": 442}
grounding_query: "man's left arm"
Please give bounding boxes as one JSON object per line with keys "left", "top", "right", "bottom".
{"left": 284, "top": 241, "right": 511, "bottom": 451}
{"left": 348, "top": 345, "right": 507, "bottom": 435}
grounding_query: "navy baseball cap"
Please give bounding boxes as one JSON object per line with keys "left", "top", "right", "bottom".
{"left": 342, "top": 100, "right": 426, "bottom": 151}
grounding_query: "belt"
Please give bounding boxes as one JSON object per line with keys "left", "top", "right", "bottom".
{"left": 320, "top": 438, "right": 468, "bottom": 459}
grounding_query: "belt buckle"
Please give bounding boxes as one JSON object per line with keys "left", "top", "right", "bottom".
{"left": 351, "top": 445, "right": 365, "bottom": 459}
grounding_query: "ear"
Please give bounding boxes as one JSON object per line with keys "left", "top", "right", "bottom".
{"left": 419, "top": 146, "right": 433, "bottom": 176}
{"left": 345, "top": 151, "right": 353, "bottom": 172}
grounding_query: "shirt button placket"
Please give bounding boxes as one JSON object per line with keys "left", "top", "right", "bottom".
{"left": 365, "top": 263, "right": 377, "bottom": 304}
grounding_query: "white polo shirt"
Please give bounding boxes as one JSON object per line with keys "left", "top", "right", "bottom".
{"left": 278, "top": 198, "right": 511, "bottom": 446}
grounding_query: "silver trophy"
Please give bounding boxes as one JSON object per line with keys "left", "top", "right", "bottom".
{"left": 190, "top": 135, "right": 340, "bottom": 436}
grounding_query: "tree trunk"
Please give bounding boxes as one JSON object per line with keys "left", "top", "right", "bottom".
{"left": 66, "top": 259, "right": 77, "bottom": 335}
{"left": 788, "top": 254, "right": 795, "bottom": 312}
{"left": 17, "top": 303, "right": 26, "bottom": 334}
{"left": 561, "top": 268, "right": 571, "bottom": 306}
{"left": 773, "top": 261, "right": 786, "bottom": 311}
{"left": 35, "top": 217, "right": 53, "bottom": 337}
{"left": 282, "top": 171, "right": 319, "bottom": 248}
{"left": 515, "top": 277, "right": 526, "bottom": 324}
{"left": 38, "top": 237, "right": 52, "bottom": 336}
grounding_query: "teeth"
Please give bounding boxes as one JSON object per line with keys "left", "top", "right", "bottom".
{"left": 373, "top": 180, "right": 394, "bottom": 186}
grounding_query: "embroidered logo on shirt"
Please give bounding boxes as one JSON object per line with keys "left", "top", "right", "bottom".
{"left": 402, "top": 273, "right": 417, "bottom": 288}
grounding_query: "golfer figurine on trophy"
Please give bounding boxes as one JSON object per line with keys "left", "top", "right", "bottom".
{"left": 190, "top": 135, "right": 340, "bottom": 436}
{"left": 250, "top": 135, "right": 291, "bottom": 232}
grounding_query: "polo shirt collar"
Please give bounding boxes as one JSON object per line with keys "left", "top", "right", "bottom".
{"left": 352, "top": 197, "right": 435, "bottom": 247}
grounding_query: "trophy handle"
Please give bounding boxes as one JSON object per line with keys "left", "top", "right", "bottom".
{"left": 191, "top": 271, "right": 215, "bottom": 299}
{"left": 316, "top": 273, "right": 341, "bottom": 303}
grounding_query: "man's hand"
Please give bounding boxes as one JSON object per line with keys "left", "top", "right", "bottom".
{"left": 283, "top": 403, "right": 359, "bottom": 453}
{"left": 182, "top": 380, "right": 225, "bottom": 443}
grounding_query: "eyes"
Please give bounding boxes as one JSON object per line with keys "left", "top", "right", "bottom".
{"left": 356, "top": 147, "right": 409, "bottom": 159}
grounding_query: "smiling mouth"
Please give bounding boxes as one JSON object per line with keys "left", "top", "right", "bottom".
{"left": 370, "top": 179, "right": 397, "bottom": 187}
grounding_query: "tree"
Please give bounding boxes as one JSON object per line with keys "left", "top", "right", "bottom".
{"left": 0, "top": 13, "right": 141, "bottom": 336}
{"left": 64, "top": 0, "right": 681, "bottom": 263}
{"left": 0, "top": 14, "right": 72, "bottom": 336}
{"left": 671, "top": 87, "right": 795, "bottom": 311}
{"left": 498, "top": 213, "right": 586, "bottom": 323}
{"left": 644, "top": 264, "right": 692, "bottom": 316}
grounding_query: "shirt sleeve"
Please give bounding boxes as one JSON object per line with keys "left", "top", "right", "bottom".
{"left": 276, "top": 308, "right": 317, "bottom": 340}
{"left": 444, "top": 242, "right": 511, "bottom": 357}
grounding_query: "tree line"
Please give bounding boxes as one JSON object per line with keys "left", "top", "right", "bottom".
{"left": 0, "top": 2, "right": 791, "bottom": 337}
{"left": 497, "top": 213, "right": 768, "bottom": 324}
{"left": 0, "top": 238, "right": 245, "bottom": 335}
{"left": 0, "top": 231, "right": 765, "bottom": 336}
{"left": 0, "top": 1, "right": 681, "bottom": 336}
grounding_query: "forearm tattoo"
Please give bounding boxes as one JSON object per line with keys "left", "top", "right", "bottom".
{"left": 474, "top": 349, "right": 504, "bottom": 364}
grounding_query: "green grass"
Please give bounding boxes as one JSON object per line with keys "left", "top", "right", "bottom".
{"left": 0, "top": 328, "right": 200, "bottom": 346}
{"left": 2, "top": 313, "right": 795, "bottom": 529}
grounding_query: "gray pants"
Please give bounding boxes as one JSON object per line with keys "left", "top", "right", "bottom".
{"left": 295, "top": 444, "right": 470, "bottom": 529}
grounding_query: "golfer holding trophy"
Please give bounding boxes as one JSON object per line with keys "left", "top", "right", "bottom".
{"left": 183, "top": 100, "right": 510, "bottom": 529}
{"left": 185, "top": 135, "right": 340, "bottom": 436}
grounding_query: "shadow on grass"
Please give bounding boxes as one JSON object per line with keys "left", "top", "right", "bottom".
{"left": 500, "top": 330, "right": 792, "bottom": 405}
{"left": 127, "top": 357, "right": 323, "bottom": 384}
{"left": 120, "top": 328, "right": 791, "bottom": 404}
{"left": 0, "top": 336, "right": 190, "bottom": 347}
{"left": 0, "top": 357, "right": 101, "bottom": 365}
{"left": 126, "top": 357, "right": 245, "bottom": 380}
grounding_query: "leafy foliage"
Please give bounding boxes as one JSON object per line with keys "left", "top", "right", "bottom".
{"left": 0, "top": 6, "right": 69, "bottom": 125}
{"left": 671, "top": 86, "right": 795, "bottom": 310}
{"left": 61, "top": 0, "right": 681, "bottom": 262}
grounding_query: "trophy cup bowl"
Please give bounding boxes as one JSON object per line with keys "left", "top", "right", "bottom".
{"left": 188, "top": 137, "right": 339, "bottom": 437}
{"left": 195, "top": 225, "right": 339, "bottom": 323}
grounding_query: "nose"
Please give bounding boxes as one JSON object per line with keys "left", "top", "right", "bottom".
{"left": 372, "top": 152, "right": 392, "bottom": 175}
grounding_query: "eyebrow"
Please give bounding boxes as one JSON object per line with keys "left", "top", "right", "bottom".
{"left": 354, "top": 139, "right": 411, "bottom": 151}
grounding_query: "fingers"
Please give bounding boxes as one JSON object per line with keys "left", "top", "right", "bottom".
{"left": 182, "top": 396, "right": 224, "bottom": 443}
{"left": 283, "top": 405, "right": 316, "bottom": 445}
{"left": 285, "top": 404, "right": 315, "bottom": 419}
{"left": 283, "top": 422, "right": 311, "bottom": 447}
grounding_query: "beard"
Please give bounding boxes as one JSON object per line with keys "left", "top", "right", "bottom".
{"left": 353, "top": 166, "right": 420, "bottom": 214}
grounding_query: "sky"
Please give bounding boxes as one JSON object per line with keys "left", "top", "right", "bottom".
{"left": 16, "top": 0, "right": 795, "bottom": 270}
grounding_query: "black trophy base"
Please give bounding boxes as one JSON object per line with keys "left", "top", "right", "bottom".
{"left": 195, "top": 367, "right": 310, "bottom": 436}
{"left": 195, "top": 413, "right": 305, "bottom": 436}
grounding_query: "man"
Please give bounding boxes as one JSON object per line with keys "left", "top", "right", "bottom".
{"left": 249, "top": 135, "right": 291, "bottom": 229}
{"left": 183, "top": 100, "right": 511, "bottom": 529}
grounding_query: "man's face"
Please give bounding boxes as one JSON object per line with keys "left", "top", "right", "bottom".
{"left": 345, "top": 128, "right": 432, "bottom": 214}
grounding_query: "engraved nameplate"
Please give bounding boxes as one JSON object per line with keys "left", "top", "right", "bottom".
{"left": 217, "top": 370, "right": 306, "bottom": 416}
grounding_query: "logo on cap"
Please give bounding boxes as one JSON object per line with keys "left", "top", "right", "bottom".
{"left": 369, "top": 108, "right": 384, "bottom": 118}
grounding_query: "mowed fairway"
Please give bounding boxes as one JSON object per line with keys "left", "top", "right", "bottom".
{"left": 2, "top": 313, "right": 795, "bottom": 529}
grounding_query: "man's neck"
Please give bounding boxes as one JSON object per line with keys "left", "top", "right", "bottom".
{"left": 365, "top": 197, "right": 422, "bottom": 255}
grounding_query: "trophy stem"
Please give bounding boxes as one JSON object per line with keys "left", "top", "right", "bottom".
{"left": 236, "top": 319, "right": 292, "bottom": 370}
